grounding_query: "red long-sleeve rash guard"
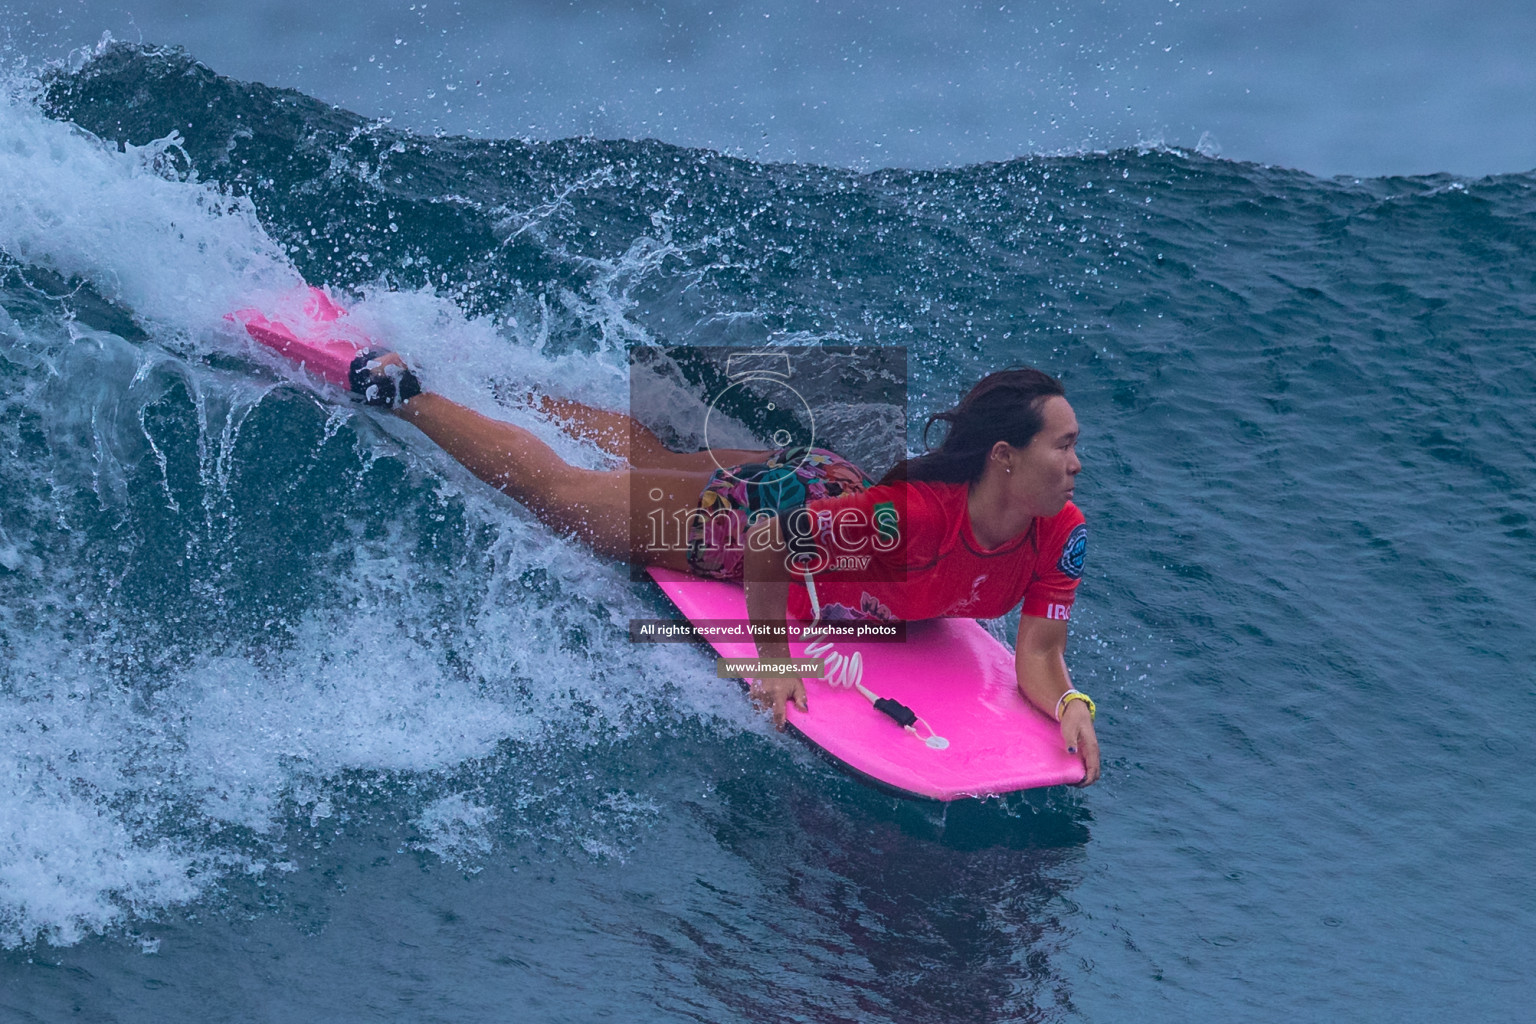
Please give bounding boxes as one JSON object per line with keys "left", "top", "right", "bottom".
{"left": 783, "top": 479, "right": 1087, "bottom": 624}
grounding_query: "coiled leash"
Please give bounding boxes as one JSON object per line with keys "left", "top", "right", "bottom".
{"left": 798, "top": 564, "right": 949, "bottom": 751}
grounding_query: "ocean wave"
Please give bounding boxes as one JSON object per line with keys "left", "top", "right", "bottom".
{"left": 2, "top": 42, "right": 1533, "bottom": 954}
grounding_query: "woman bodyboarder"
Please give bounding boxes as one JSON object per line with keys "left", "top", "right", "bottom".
{"left": 354, "top": 353, "right": 1101, "bottom": 784}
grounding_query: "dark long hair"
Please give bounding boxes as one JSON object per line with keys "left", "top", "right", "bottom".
{"left": 879, "top": 367, "right": 1066, "bottom": 485}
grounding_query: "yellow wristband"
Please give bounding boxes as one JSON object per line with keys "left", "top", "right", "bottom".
{"left": 1055, "top": 689, "right": 1096, "bottom": 722}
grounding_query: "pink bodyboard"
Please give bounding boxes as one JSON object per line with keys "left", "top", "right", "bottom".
{"left": 648, "top": 566, "right": 1085, "bottom": 799}
{"left": 228, "top": 287, "right": 371, "bottom": 387}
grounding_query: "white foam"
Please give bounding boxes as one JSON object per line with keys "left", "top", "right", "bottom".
{"left": 0, "top": 506, "right": 740, "bottom": 945}
{"left": 412, "top": 793, "right": 497, "bottom": 867}
{"left": 0, "top": 78, "right": 764, "bottom": 949}
{"left": 0, "top": 641, "right": 205, "bottom": 947}
{"left": 0, "top": 88, "right": 299, "bottom": 342}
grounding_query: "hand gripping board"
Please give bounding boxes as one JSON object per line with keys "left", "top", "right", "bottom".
{"left": 648, "top": 567, "right": 1085, "bottom": 800}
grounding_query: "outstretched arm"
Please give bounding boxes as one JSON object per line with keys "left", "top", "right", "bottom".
{"left": 1015, "top": 615, "right": 1100, "bottom": 785}
{"left": 743, "top": 516, "right": 807, "bottom": 729}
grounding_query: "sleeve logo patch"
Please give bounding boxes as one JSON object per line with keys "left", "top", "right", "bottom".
{"left": 1057, "top": 523, "right": 1087, "bottom": 580}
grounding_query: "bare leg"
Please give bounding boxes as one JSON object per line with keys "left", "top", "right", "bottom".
{"left": 532, "top": 393, "right": 775, "bottom": 472}
{"left": 533, "top": 394, "right": 673, "bottom": 463}
{"left": 396, "top": 392, "right": 706, "bottom": 569}
{"left": 355, "top": 353, "right": 771, "bottom": 566}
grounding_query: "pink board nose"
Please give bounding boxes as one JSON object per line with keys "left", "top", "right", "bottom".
{"left": 647, "top": 566, "right": 1086, "bottom": 799}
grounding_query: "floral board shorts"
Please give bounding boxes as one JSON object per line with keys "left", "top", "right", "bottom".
{"left": 685, "top": 446, "right": 873, "bottom": 580}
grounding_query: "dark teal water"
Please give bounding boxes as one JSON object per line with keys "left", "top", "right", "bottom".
{"left": 8, "top": 0, "right": 1536, "bottom": 177}
{"left": 1, "top": 43, "right": 1532, "bottom": 1023}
